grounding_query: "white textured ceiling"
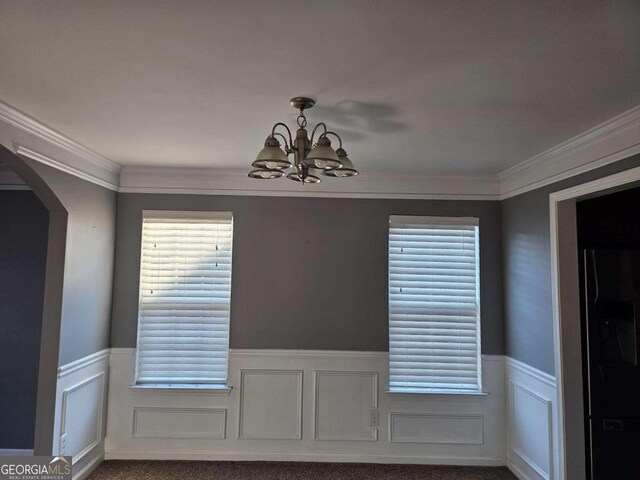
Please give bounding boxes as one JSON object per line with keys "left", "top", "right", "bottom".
{"left": 0, "top": 0, "right": 639, "bottom": 175}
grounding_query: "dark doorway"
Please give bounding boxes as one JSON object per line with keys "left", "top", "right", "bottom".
{"left": 0, "top": 186, "right": 49, "bottom": 451}
{"left": 577, "top": 186, "right": 640, "bottom": 480}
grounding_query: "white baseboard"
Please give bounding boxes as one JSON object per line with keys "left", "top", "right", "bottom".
{"left": 508, "top": 457, "right": 537, "bottom": 480}
{"left": 507, "top": 452, "right": 549, "bottom": 480}
{"left": 105, "top": 449, "right": 505, "bottom": 466}
{"left": 0, "top": 449, "right": 34, "bottom": 456}
{"left": 73, "top": 452, "right": 104, "bottom": 480}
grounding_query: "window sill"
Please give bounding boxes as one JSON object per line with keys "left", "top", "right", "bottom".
{"left": 386, "top": 389, "right": 488, "bottom": 401}
{"left": 129, "top": 384, "right": 233, "bottom": 396}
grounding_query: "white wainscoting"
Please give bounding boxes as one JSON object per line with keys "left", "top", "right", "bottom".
{"left": 105, "top": 349, "right": 506, "bottom": 465}
{"left": 314, "top": 371, "right": 378, "bottom": 442}
{"left": 389, "top": 413, "right": 484, "bottom": 445}
{"left": 238, "top": 369, "right": 303, "bottom": 440}
{"left": 506, "top": 357, "right": 558, "bottom": 480}
{"left": 133, "top": 407, "right": 227, "bottom": 440}
{"left": 53, "top": 349, "right": 110, "bottom": 480}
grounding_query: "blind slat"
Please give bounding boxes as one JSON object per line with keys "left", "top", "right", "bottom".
{"left": 389, "top": 217, "right": 481, "bottom": 392}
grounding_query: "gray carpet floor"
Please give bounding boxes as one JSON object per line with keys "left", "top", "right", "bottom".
{"left": 88, "top": 461, "right": 517, "bottom": 479}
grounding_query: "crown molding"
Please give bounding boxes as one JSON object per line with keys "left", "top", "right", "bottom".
{"left": 15, "top": 145, "right": 119, "bottom": 191}
{"left": 119, "top": 166, "right": 501, "bottom": 200}
{"left": 3, "top": 98, "right": 640, "bottom": 200}
{"left": 0, "top": 100, "right": 121, "bottom": 190}
{"left": 499, "top": 104, "right": 640, "bottom": 199}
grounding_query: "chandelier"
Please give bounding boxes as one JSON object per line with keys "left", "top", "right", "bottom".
{"left": 248, "top": 97, "right": 358, "bottom": 184}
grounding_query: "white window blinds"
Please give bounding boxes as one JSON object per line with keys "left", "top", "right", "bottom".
{"left": 135, "top": 211, "right": 233, "bottom": 386}
{"left": 389, "top": 216, "right": 481, "bottom": 392}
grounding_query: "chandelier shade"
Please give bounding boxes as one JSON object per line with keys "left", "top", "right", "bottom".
{"left": 248, "top": 97, "right": 358, "bottom": 184}
{"left": 322, "top": 148, "right": 359, "bottom": 177}
{"left": 252, "top": 137, "right": 292, "bottom": 170}
{"left": 303, "top": 136, "right": 342, "bottom": 170}
{"left": 248, "top": 168, "right": 285, "bottom": 179}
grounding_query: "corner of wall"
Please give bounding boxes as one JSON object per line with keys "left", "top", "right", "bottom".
{"left": 54, "top": 350, "right": 110, "bottom": 480}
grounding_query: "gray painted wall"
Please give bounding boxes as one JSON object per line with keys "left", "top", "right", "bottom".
{"left": 0, "top": 190, "right": 48, "bottom": 449}
{"left": 24, "top": 160, "right": 118, "bottom": 366}
{"left": 502, "top": 153, "right": 640, "bottom": 374}
{"left": 111, "top": 194, "right": 504, "bottom": 354}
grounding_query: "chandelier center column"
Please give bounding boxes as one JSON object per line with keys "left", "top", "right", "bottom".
{"left": 294, "top": 127, "right": 310, "bottom": 181}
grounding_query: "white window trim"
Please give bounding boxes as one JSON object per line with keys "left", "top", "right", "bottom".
{"left": 385, "top": 390, "right": 488, "bottom": 400}
{"left": 387, "top": 215, "right": 482, "bottom": 395}
{"left": 129, "top": 383, "right": 232, "bottom": 396}
{"left": 389, "top": 215, "right": 480, "bottom": 227}
{"left": 142, "top": 210, "right": 232, "bottom": 221}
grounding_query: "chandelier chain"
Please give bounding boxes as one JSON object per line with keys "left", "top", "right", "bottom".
{"left": 297, "top": 112, "right": 307, "bottom": 129}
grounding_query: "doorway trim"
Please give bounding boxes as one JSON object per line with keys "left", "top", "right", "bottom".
{"left": 550, "top": 165, "right": 640, "bottom": 479}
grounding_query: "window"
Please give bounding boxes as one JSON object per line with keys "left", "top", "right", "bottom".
{"left": 388, "top": 216, "right": 481, "bottom": 393}
{"left": 135, "top": 211, "right": 233, "bottom": 386}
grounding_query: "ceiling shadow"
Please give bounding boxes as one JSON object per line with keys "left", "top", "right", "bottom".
{"left": 288, "top": 100, "right": 408, "bottom": 141}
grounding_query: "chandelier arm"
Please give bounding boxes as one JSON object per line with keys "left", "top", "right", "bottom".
{"left": 270, "top": 122, "right": 294, "bottom": 148}
{"left": 272, "top": 132, "right": 292, "bottom": 153}
{"left": 308, "top": 122, "right": 328, "bottom": 146}
{"left": 323, "top": 131, "right": 343, "bottom": 149}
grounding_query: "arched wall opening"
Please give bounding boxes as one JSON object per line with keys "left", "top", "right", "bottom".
{"left": 0, "top": 144, "right": 68, "bottom": 455}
